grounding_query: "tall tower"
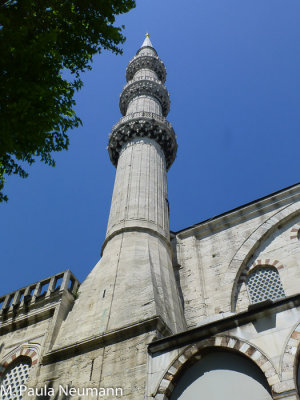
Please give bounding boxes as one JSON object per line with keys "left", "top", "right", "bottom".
{"left": 103, "top": 33, "right": 185, "bottom": 333}
{"left": 53, "top": 35, "right": 185, "bottom": 350}
{"left": 106, "top": 32, "right": 176, "bottom": 243}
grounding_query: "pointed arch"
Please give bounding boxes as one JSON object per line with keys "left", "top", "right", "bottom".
{"left": 224, "top": 202, "right": 300, "bottom": 312}
{"left": 290, "top": 223, "right": 300, "bottom": 240}
{"left": 280, "top": 322, "right": 300, "bottom": 394}
{"left": 233, "top": 259, "right": 286, "bottom": 308}
{"left": 153, "top": 335, "right": 278, "bottom": 399}
{"left": 0, "top": 343, "right": 40, "bottom": 376}
{"left": 237, "top": 259, "right": 285, "bottom": 286}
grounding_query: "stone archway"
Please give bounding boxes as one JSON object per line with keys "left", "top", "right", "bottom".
{"left": 290, "top": 223, "right": 300, "bottom": 240}
{"left": 153, "top": 335, "right": 278, "bottom": 399}
{"left": 233, "top": 259, "right": 286, "bottom": 311}
{"left": 224, "top": 203, "right": 300, "bottom": 311}
{"left": 0, "top": 344, "right": 40, "bottom": 377}
{"left": 280, "top": 322, "right": 300, "bottom": 396}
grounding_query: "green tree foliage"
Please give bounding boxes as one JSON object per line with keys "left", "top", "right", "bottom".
{"left": 0, "top": 0, "right": 135, "bottom": 201}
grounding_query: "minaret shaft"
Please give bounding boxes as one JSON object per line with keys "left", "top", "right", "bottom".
{"left": 106, "top": 138, "right": 169, "bottom": 241}
{"left": 52, "top": 36, "right": 185, "bottom": 348}
{"left": 127, "top": 95, "right": 162, "bottom": 114}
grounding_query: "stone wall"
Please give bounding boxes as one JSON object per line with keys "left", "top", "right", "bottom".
{"left": 26, "top": 331, "right": 156, "bottom": 400}
{"left": 173, "top": 185, "right": 300, "bottom": 328}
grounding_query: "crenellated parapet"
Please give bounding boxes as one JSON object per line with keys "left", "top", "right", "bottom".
{"left": 108, "top": 33, "right": 177, "bottom": 169}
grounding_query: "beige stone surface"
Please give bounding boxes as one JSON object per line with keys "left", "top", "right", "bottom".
{"left": 2, "top": 37, "right": 300, "bottom": 400}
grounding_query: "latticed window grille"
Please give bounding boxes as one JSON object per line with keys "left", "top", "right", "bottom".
{"left": 0, "top": 357, "right": 31, "bottom": 400}
{"left": 247, "top": 267, "right": 285, "bottom": 304}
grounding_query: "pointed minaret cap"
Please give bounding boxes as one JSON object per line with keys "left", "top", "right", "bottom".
{"left": 137, "top": 32, "right": 157, "bottom": 56}
{"left": 141, "top": 32, "right": 153, "bottom": 48}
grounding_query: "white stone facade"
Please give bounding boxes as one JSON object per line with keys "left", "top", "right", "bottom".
{"left": 1, "top": 35, "right": 300, "bottom": 399}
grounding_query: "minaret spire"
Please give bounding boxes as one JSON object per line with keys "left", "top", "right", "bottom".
{"left": 141, "top": 32, "right": 153, "bottom": 48}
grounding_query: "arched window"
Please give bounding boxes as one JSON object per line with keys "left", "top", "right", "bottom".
{"left": 170, "top": 350, "right": 272, "bottom": 399}
{"left": 247, "top": 266, "right": 285, "bottom": 304}
{"left": 0, "top": 356, "right": 31, "bottom": 400}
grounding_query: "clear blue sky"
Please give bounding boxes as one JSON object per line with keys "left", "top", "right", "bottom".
{"left": 1, "top": 0, "right": 300, "bottom": 296}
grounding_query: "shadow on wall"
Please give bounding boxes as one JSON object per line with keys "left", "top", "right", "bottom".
{"left": 253, "top": 313, "right": 277, "bottom": 333}
{"left": 170, "top": 349, "right": 272, "bottom": 400}
{"left": 297, "top": 353, "right": 300, "bottom": 396}
{"left": 174, "top": 265, "right": 185, "bottom": 311}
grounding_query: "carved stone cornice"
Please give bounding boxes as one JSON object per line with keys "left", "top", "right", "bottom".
{"left": 126, "top": 55, "right": 166, "bottom": 82}
{"left": 112, "top": 111, "right": 172, "bottom": 132}
{"left": 108, "top": 115, "right": 177, "bottom": 170}
{"left": 119, "top": 79, "right": 170, "bottom": 117}
{"left": 123, "top": 75, "right": 162, "bottom": 87}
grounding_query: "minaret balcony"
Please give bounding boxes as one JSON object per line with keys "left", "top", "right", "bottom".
{"left": 126, "top": 54, "right": 166, "bottom": 82}
{"left": 119, "top": 79, "right": 170, "bottom": 117}
{"left": 112, "top": 111, "right": 172, "bottom": 132}
{"left": 108, "top": 115, "right": 177, "bottom": 170}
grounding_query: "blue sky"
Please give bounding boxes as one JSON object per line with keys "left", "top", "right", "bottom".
{"left": 1, "top": 0, "right": 300, "bottom": 296}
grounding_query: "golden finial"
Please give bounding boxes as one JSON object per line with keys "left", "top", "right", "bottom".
{"left": 146, "top": 32, "right": 150, "bottom": 38}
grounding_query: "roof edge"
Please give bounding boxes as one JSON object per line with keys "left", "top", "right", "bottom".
{"left": 171, "top": 181, "right": 300, "bottom": 236}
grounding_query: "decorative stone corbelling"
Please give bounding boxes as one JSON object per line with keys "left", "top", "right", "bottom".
{"left": 122, "top": 75, "right": 162, "bottom": 90}
{"left": 112, "top": 112, "right": 172, "bottom": 132}
{"left": 108, "top": 117, "right": 177, "bottom": 170}
{"left": 153, "top": 335, "right": 278, "bottom": 399}
{"left": 119, "top": 79, "right": 170, "bottom": 117}
{"left": 126, "top": 55, "right": 166, "bottom": 82}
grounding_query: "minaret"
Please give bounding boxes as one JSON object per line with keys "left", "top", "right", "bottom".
{"left": 103, "top": 33, "right": 185, "bottom": 333}
{"left": 105, "top": 33, "right": 176, "bottom": 246}
{"left": 52, "top": 35, "right": 185, "bottom": 349}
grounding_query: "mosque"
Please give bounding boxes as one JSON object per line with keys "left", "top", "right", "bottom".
{"left": 0, "top": 34, "right": 300, "bottom": 400}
